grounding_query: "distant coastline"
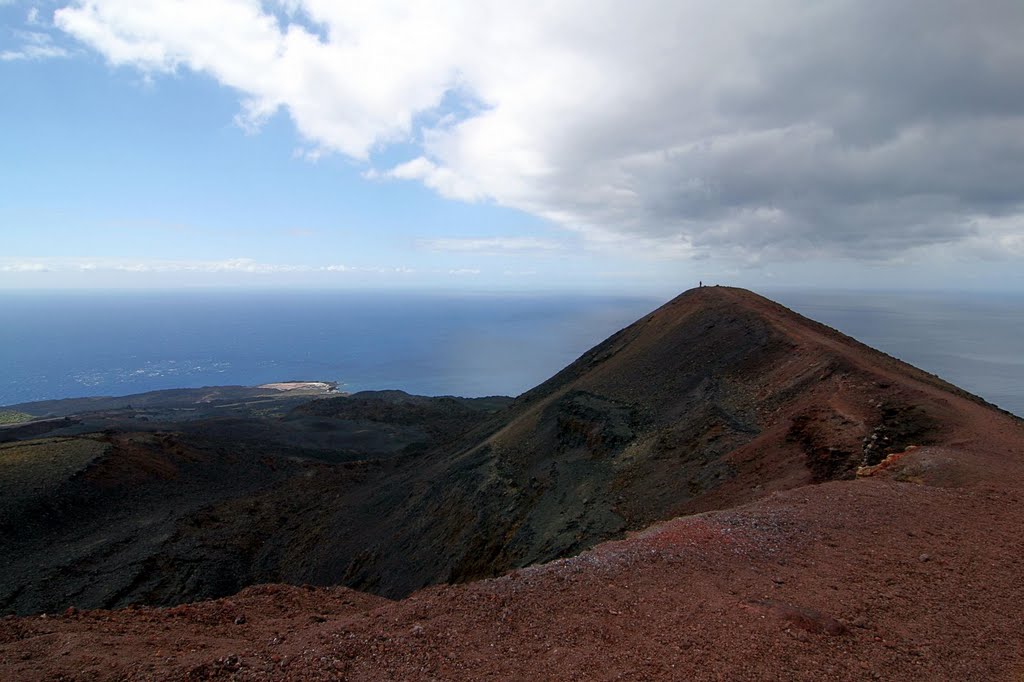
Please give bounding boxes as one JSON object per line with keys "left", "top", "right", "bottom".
{"left": 0, "top": 290, "right": 1021, "bottom": 417}
{"left": 258, "top": 380, "right": 341, "bottom": 394}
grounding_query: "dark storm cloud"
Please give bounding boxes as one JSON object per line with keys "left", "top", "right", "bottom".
{"left": 535, "top": 1, "right": 1024, "bottom": 259}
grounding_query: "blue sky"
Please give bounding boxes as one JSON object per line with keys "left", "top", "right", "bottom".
{"left": 2, "top": 1, "right": 1023, "bottom": 293}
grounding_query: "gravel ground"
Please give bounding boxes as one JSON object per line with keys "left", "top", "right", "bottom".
{"left": 2, "top": 435, "right": 1023, "bottom": 680}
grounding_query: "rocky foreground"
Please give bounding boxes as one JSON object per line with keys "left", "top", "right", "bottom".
{"left": 2, "top": 287, "right": 1023, "bottom": 679}
{"left": 4, "top": 445, "right": 1023, "bottom": 680}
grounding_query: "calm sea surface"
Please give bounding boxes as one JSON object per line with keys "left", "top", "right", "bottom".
{"left": 1, "top": 289, "right": 1021, "bottom": 417}
{"left": 771, "top": 290, "right": 1024, "bottom": 418}
{"left": 0, "top": 291, "right": 658, "bottom": 406}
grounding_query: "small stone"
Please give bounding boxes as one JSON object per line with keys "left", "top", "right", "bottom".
{"left": 919, "top": 553, "right": 931, "bottom": 563}
{"left": 787, "top": 629, "right": 810, "bottom": 642}
{"left": 234, "top": 614, "right": 247, "bottom": 625}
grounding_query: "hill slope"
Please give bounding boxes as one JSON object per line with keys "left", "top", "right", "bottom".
{"left": 2, "top": 286, "right": 1020, "bottom": 615}
{"left": 2, "top": 287, "right": 1024, "bottom": 680}
{"left": 331, "top": 286, "right": 1016, "bottom": 595}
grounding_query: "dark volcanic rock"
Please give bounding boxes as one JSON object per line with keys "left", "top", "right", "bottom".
{"left": 0, "top": 286, "right": 1005, "bottom": 615}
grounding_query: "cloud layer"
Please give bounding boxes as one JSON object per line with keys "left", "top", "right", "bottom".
{"left": 1, "top": 29, "right": 70, "bottom": 61}
{"left": 418, "top": 237, "right": 563, "bottom": 254}
{"left": 53, "top": 1, "right": 1024, "bottom": 261}
{"left": 0, "top": 257, "right": 419, "bottom": 275}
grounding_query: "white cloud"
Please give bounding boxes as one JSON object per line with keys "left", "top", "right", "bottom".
{"left": 418, "top": 237, "right": 562, "bottom": 254}
{"left": 909, "top": 214, "right": 1024, "bottom": 262}
{"left": 53, "top": 1, "right": 1024, "bottom": 262}
{"left": 0, "top": 258, "right": 499, "bottom": 281}
{"left": 0, "top": 257, "right": 421, "bottom": 275}
{"left": 377, "top": 157, "right": 485, "bottom": 202}
{"left": 54, "top": 0, "right": 464, "bottom": 160}
{"left": 0, "top": 262, "right": 49, "bottom": 272}
{"left": 1, "top": 30, "right": 70, "bottom": 61}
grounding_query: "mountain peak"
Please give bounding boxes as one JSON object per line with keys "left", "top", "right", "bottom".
{"left": 2, "top": 288, "right": 1021, "bottom": 615}
{"left": 342, "top": 287, "right": 1021, "bottom": 595}
{"left": 4, "top": 301, "right": 1024, "bottom": 679}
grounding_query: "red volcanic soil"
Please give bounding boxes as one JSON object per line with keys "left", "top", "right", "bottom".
{"left": 3, "top": 287, "right": 1024, "bottom": 680}
{"left": 3, "top": 455, "right": 1023, "bottom": 680}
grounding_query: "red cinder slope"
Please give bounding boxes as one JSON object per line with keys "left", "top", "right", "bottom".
{"left": 3, "top": 436, "right": 1023, "bottom": 680}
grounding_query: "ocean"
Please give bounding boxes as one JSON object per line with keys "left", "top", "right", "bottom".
{"left": 772, "top": 290, "right": 1024, "bottom": 418}
{"left": 0, "top": 291, "right": 657, "bottom": 406}
{"left": 1, "top": 289, "right": 1021, "bottom": 417}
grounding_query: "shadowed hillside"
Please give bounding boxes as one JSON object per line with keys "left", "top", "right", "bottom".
{"left": 331, "top": 286, "right": 1005, "bottom": 595}
{"left": 1, "top": 286, "right": 1017, "bottom": 615}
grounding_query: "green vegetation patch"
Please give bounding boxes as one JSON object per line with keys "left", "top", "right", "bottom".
{"left": 0, "top": 410, "right": 33, "bottom": 425}
{"left": 0, "top": 437, "right": 110, "bottom": 505}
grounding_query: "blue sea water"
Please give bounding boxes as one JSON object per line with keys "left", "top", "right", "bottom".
{"left": 1, "top": 289, "right": 1021, "bottom": 417}
{"left": 0, "top": 291, "right": 659, "bottom": 406}
{"left": 771, "top": 290, "right": 1024, "bottom": 418}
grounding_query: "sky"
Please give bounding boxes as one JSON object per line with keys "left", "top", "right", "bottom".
{"left": 2, "top": 1, "right": 1023, "bottom": 294}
